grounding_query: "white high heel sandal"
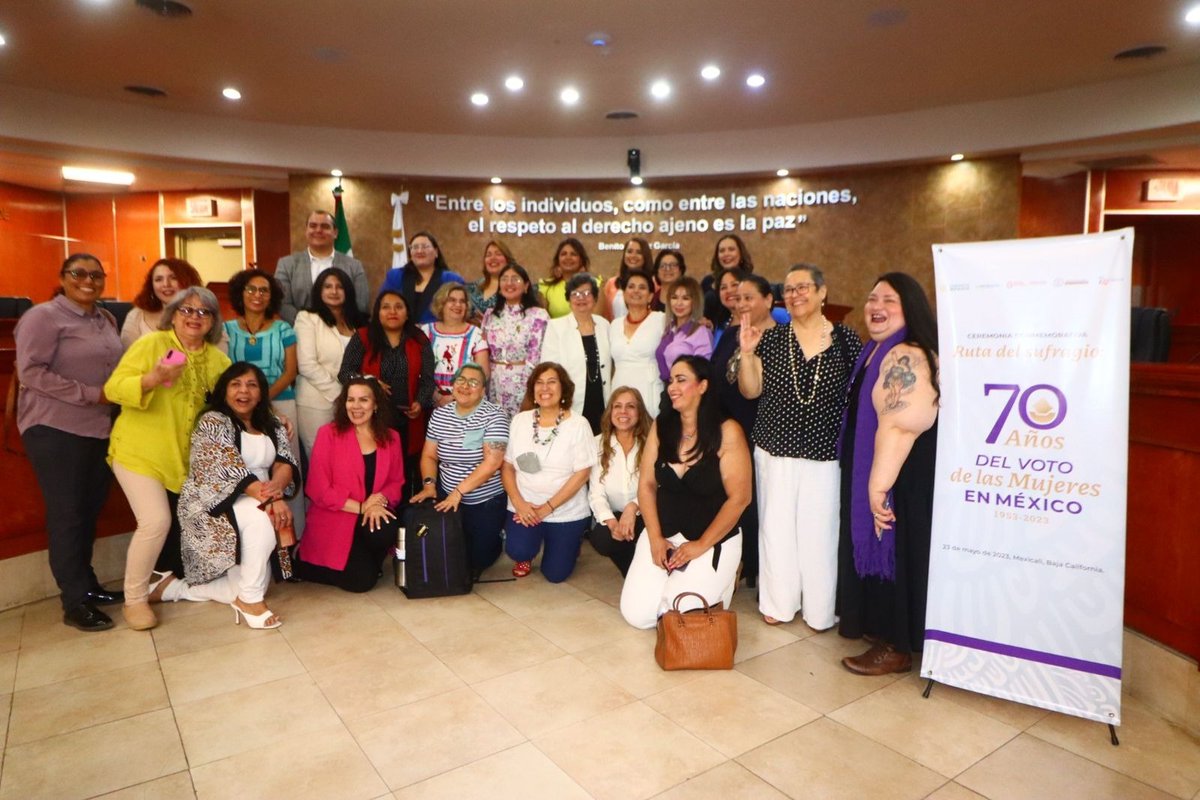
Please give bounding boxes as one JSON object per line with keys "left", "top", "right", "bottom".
{"left": 231, "top": 600, "right": 282, "bottom": 629}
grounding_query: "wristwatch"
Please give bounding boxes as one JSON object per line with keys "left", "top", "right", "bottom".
{"left": 422, "top": 477, "right": 436, "bottom": 486}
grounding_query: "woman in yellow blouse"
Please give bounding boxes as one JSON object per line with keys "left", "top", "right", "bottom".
{"left": 105, "top": 286, "right": 230, "bottom": 631}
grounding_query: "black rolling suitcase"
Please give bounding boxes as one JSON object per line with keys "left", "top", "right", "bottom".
{"left": 398, "top": 500, "right": 472, "bottom": 598}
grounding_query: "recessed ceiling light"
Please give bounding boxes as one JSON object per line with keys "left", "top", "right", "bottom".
{"left": 746, "top": 73, "right": 766, "bottom": 88}
{"left": 630, "top": 176, "right": 644, "bottom": 186}
{"left": 504, "top": 75, "right": 524, "bottom": 92}
{"left": 561, "top": 87, "right": 581, "bottom": 105}
{"left": 490, "top": 177, "right": 502, "bottom": 184}
{"left": 222, "top": 87, "right": 242, "bottom": 100}
{"left": 330, "top": 169, "right": 343, "bottom": 177}
{"left": 700, "top": 65, "right": 721, "bottom": 81}
{"left": 0, "top": 32, "right": 10, "bottom": 47}
{"left": 776, "top": 168, "right": 790, "bottom": 177}
{"left": 62, "top": 166, "right": 135, "bottom": 186}
{"left": 470, "top": 92, "right": 489, "bottom": 107}
{"left": 1186, "top": 5, "right": 1200, "bottom": 23}
{"left": 650, "top": 80, "right": 671, "bottom": 99}
{"left": 950, "top": 153, "right": 965, "bottom": 162}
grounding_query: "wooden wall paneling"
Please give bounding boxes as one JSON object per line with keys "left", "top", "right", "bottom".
{"left": 1126, "top": 364, "right": 1200, "bottom": 661}
{"left": 241, "top": 190, "right": 256, "bottom": 267}
{"left": 160, "top": 189, "right": 243, "bottom": 225}
{"left": 0, "top": 181, "right": 66, "bottom": 301}
{"left": 252, "top": 189, "right": 291, "bottom": 274}
{"left": 1087, "top": 171, "right": 1105, "bottom": 233}
{"left": 1018, "top": 173, "right": 1087, "bottom": 238}
{"left": 1105, "top": 213, "right": 1200, "bottom": 325}
{"left": 1104, "top": 169, "right": 1200, "bottom": 212}
{"left": 113, "top": 192, "right": 162, "bottom": 301}
{"left": 64, "top": 193, "right": 117, "bottom": 294}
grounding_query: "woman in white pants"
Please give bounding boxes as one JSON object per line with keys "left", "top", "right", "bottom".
{"left": 154, "top": 363, "right": 297, "bottom": 629}
{"left": 620, "top": 355, "right": 751, "bottom": 629}
{"left": 738, "top": 264, "right": 862, "bottom": 629}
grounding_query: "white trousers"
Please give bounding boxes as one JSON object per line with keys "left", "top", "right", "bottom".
{"left": 620, "top": 531, "right": 742, "bottom": 630}
{"left": 755, "top": 448, "right": 840, "bottom": 629}
{"left": 164, "top": 496, "right": 276, "bottom": 604}
{"left": 296, "top": 402, "right": 334, "bottom": 460}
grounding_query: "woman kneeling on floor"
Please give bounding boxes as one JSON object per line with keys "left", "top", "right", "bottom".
{"left": 154, "top": 363, "right": 297, "bottom": 629}
{"left": 620, "top": 355, "right": 751, "bottom": 628}
{"left": 501, "top": 362, "right": 597, "bottom": 582}
{"left": 294, "top": 376, "right": 404, "bottom": 592}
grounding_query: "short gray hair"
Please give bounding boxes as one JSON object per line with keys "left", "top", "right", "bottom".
{"left": 159, "top": 286, "right": 223, "bottom": 344}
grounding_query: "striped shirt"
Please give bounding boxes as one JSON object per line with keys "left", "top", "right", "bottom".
{"left": 425, "top": 399, "right": 509, "bottom": 503}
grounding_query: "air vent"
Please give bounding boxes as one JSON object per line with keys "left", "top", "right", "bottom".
{"left": 1114, "top": 45, "right": 1166, "bottom": 60}
{"left": 1078, "top": 155, "right": 1162, "bottom": 171}
{"left": 124, "top": 85, "right": 168, "bottom": 98}
{"left": 606, "top": 110, "right": 639, "bottom": 120}
{"left": 135, "top": 0, "right": 193, "bottom": 18}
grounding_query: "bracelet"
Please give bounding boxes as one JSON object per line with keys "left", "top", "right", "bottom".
{"left": 358, "top": 501, "right": 364, "bottom": 514}
{"left": 547, "top": 500, "right": 555, "bottom": 511}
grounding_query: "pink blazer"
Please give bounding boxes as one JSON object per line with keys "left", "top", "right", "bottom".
{"left": 298, "top": 423, "right": 405, "bottom": 570}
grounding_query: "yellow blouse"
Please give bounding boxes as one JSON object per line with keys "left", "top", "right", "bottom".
{"left": 105, "top": 330, "right": 231, "bottom": 492}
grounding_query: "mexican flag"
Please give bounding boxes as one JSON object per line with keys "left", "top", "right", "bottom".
{"left": 333, "top": 185, "right": 353, "bottom": 256}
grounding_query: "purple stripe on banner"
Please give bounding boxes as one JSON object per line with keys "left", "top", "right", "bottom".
{"left": 925, "top": 629, "right": 1121, "bottom": 680}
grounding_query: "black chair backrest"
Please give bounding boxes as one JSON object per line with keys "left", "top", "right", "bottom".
{"left": 1130, "top": 307, "right": 1172, "bottom": 363}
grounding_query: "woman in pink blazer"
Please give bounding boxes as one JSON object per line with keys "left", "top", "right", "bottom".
{"left": 295, "top": 376, "right": 405, "bottom": 592}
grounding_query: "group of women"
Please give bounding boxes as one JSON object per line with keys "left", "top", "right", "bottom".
{"left": 15, "top": 228, "right": 939, "bottom": 677}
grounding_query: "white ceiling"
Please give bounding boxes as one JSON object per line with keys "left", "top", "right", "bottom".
{"left": 1, "top": 0, "right": 1199, "bottom": 190}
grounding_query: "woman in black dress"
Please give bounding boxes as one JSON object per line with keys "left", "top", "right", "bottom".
{"left": 837, "top": 272, "right": 940, "bottom": 675}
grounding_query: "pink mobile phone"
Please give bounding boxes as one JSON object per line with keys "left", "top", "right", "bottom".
{"left": 159, "top": 348, "right": 185, "bottom": 386}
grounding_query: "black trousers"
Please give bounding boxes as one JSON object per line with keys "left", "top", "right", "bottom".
{"left": 589, "top": 515, "right": 645, "bottom": 577}
{"left": 22, "top": 425, "right": 113, "bottom": 610}
{"left": 295, "top": 516, "right": 399, "bottom": 593}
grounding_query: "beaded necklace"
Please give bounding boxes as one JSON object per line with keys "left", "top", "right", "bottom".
{"left": 788, "top": 318, "right": 831, "bottom": 404}
{"left": 531, "top": 407, "right": 566, "bottom": 445}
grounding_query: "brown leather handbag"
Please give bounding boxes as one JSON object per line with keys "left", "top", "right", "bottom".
{"left": 655, "top": 591, "right": 738, "bottom": 670}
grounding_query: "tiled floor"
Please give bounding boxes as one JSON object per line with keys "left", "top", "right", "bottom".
{"left": 1, "top": 547, "right": 1198, "bottom": 800}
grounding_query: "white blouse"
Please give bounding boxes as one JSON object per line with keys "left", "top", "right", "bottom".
{"left": 609, "top": 310, "right": 666, "bottom": 418}
{"left": 588, "top": 433, "right": 641, "bottom": 523}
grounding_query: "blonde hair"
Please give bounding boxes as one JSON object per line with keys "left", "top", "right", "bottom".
{"left": 430, "top": 282, "right": 469, "bottom": 321}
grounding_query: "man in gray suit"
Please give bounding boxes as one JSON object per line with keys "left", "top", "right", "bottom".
{"left": 275, "top": 210, "right": 371, "bottom": 323}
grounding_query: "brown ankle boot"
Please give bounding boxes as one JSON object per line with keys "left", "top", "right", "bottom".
{"left": 122, "top": 602, "right": 158, "bottom": 631}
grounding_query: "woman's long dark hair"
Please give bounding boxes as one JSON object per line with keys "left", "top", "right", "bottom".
{"left": 616, "top": 237, "right": 652, "bottom": 289}
{"left": 656, "top": 355, "right": 723, "bottom": 463}
{"left": 332, "top": 376, "right": 395, "bottom": 442}
{"left": 368, "top": 290, "right": 428, "bottom": 354}
{"left": 205, "top": 362, "right": 282, "bottom": 439}
{"left": 707, "top": 267, "right": 747, "bottom": 330}
{"left": 876, "top": 271, "right": 940, "bottom": 401}
{"left": 309, "top": 267, "right": 367, "bottom": 329}
{"left": 405, "top": 231, "right": 450, "bottom": 272}
{"left": 490, "top": 263, "right": 540, "bottom": 314}
{"left": 543, "top": 238, "right": 590, "bottom": 287}
{"left": 709, "top": 234, "right": 754, "bottom": 277}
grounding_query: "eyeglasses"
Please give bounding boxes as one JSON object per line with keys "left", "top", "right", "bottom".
{"left": 349, "top": 373, "right": 379, "bottom": 382}
{"left": 499, "top": 276, "right": 525, "bottom": 285}
{"left": 63, "top": 268, "right": 106, "bottom": 282}
{"left": 453, "top": 377, "right": 483, "bottom": 388}
{"left": 569, "top": 290, "right": 594, "bottom": 300}
{"left": 176, "top": 305, "right": 214, "bottom": 318}
{"left": 782, "top": 282, "right": 818, "bottom": 296}
{"left": 658, "top": 262, "right": 680, "bottom": 271}
{"left": 243, "top": 285, "right": 271, "bottom": 296}
{"left": 410, "top": 244, "right": 434, "bottom": 252}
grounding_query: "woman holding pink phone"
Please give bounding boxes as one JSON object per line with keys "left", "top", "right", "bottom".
{"left": 104, "top": 286, "right": 230, "bottom": 631}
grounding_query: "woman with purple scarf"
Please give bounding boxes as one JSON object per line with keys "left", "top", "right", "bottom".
{"left": 837, "top": 272, "right": 939, "bottom": 676}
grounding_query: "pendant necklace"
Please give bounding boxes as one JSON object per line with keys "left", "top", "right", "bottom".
{"left": 788, "top": 318, "right": 831, "bottom": 404}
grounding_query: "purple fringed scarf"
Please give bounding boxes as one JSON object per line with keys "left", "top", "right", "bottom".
{"left": 844, "top": 327, "right": 908, "bottom": 581}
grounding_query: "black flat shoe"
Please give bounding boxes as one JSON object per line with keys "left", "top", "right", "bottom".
{"left": 63, "top": 603, "right": 113, "bottom": 632}
{"left": 85, "top": 588, "right": 125, "bottom": 606}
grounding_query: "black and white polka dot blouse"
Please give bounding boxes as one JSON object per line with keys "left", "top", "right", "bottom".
{"left": 751, "top": 322, "right": 863, "bottom": 461}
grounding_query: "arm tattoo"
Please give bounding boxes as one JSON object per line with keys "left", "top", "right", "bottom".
{"left": 880, "top": 353, "right": 920, "bottom": 415}
{"left": 484, "top": 440, "right": 507, "bottom": 456}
